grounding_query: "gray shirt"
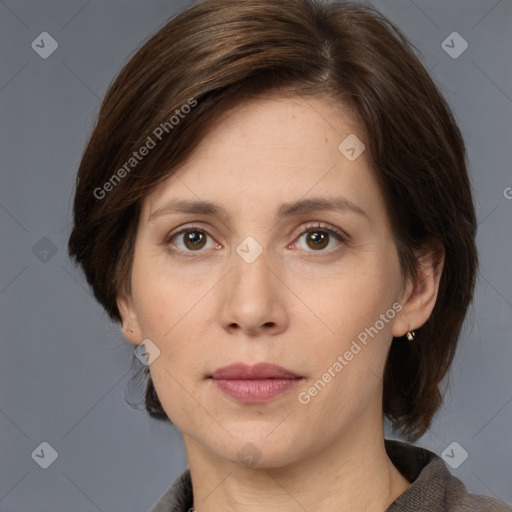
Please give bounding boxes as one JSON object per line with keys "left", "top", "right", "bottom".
{"left": 150, "top": 439, "right": 511, "bottom": 511}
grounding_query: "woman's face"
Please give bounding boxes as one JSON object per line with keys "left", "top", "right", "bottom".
{"left": 119, "top": 95, "right": 424, "bottom": 467}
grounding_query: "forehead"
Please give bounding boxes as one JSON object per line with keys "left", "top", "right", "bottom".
{"left": 141, "top": 94, "right": 384, "bottom": 224}
{"left": 187, "top": 93, "right": 362, "bottom": 163}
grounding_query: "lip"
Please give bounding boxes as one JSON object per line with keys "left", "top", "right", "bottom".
{"left": 209, "top": 362, "right": 303, "bottom": 403}
{"left": 210, "top": 362, "right": 300, "bottom": 380}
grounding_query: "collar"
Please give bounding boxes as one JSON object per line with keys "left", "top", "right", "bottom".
{"left": 150, "top": 439, "right": 510, "bottom": 512}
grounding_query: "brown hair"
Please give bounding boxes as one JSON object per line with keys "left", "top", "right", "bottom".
{"left": 68, "top": 0, "right": 477, "bottom": 441}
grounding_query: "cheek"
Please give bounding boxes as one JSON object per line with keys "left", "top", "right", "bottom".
{"left": 131, "top": 249, "right": 190, "bottom": 335}
{"left": 301, "top": 297, "right": 397, "bottom": 421}
{"left": 306, "top": 251, "right": 401, "bottom": 379}
{"left": 130, "top": 254, "right": 214, "bottom": 377}
{"left": 315, "top": 253, "right": 400, "bottom": 328}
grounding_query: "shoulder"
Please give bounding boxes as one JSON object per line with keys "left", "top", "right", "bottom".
{"left": 385, "top": 439, "right": 512, "bottom": 512}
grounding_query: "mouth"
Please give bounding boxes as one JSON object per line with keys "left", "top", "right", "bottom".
{"left": 208, "top": 362, "right": 303, "bottom": 403}
{"left": 209, "top": 362, "right": 301, "bottom": 380}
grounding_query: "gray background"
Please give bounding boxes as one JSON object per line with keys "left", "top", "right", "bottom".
{"left": 0, "top": 0, "right": 511, "bottom": 510}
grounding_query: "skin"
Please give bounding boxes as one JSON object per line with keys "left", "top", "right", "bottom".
{"left": 118, "top": 95, "right": 444, "bottom": 512}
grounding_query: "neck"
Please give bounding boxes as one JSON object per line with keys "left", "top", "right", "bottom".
{"left": 184, "top": 421, "right": 410, "bottom": 512}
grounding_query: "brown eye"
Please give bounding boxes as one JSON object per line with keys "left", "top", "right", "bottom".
{"left": 305, "top": 230, "right": 330, "bottom": 250}
{"left": 294, "top": 223, "right": 346, "bottom": 252}
{"left": 166, "top": 227, "right": 215, "bottom": 253}
{"left": 182, "top": 230, "right": 207, "bottom": 250}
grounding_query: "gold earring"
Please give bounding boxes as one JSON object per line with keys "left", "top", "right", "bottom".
{"left": 406, "top": 330, "right": 416, "bottom": 341}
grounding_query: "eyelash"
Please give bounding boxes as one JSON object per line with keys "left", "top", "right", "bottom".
{"left": 164, "top": 222, "right": 348, "bottom": 256}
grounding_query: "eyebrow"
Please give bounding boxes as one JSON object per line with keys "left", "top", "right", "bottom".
{"left": 148, "top": 197, "right": 369, "bottom": 223}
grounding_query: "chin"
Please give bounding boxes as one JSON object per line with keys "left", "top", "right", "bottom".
{"left": 209, "top": 429, "right": 307, "bottom": 469}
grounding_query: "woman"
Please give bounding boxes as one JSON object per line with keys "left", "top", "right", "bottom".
{"left": 67, "top": 0, "right": 511, "bottom": 510}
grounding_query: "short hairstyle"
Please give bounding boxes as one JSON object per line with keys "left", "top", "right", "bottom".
{"left": 68, "top": 0, "right": 478, "bottom": 441}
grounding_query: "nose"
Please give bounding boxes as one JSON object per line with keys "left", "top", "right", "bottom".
{"left": 219, "top": 245, "right": 289, "bottom": 337}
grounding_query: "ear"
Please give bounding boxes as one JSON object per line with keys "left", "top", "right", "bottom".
{"left": 117, "top": 285, "right": 143, "bottom": 346}
{"left": 392, "top": 243, "right": 445, "bottom": 338}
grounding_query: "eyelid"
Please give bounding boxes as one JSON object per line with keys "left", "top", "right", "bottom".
{"left": 293, "top": 221, "right": 348, "bottom": 242}
{"left": 164, "top": 223, "right": 213, "bottom": 244}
